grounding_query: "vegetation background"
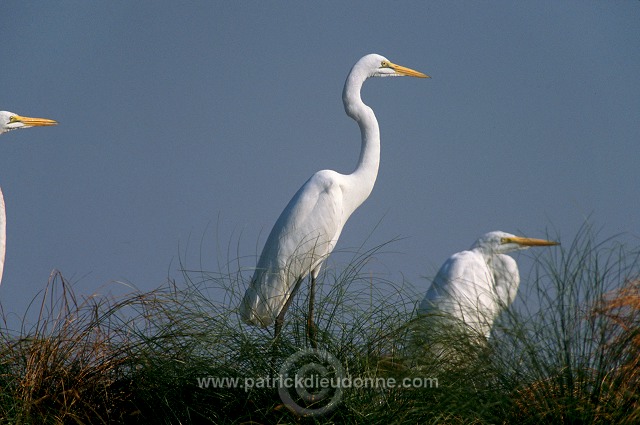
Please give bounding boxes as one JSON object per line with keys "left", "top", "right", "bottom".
{"left": 1, "top": 225, "right": 639, "bottom": 423}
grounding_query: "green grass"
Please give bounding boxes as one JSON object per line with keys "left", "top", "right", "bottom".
{"left": 1, "top": 225, "right": 639, "bottom": 424}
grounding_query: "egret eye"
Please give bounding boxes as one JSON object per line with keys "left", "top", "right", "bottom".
{"left": 9, "top": 116, "right": 17, "bottom": 123}
{"left": 381, "top": 60, "right": 389, "bottom": 67}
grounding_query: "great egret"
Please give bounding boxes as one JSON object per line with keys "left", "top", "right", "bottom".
{"left": 0, "top": 111, "right": 58, "bottom": 284}
{"left": 418, "top": 231, "right": 559, "bottom": 339}
{"left": 240, "top": 54, "right": 428, "bottom": 345}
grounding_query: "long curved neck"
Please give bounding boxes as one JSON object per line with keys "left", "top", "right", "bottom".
{"left": 0, "top": 188, "right": 5, "bottom": 285}
{"left": 342, "top": 71, "right": 380, "bottom": 214}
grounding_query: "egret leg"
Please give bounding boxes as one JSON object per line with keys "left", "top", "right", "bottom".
{"left": 271, "top": 308, "right": 286, "bottom": 376}
{"left": 270, "top": 277, "right": 303, "bottom": 376}
{"left": 274, "top": 313, "right": 284, "bottom": 341}
{"left": 273, "top": 277, "right": 303, "bottom": 341}
{"left": 307, "top": 275, "right": 318, "bottom": 349}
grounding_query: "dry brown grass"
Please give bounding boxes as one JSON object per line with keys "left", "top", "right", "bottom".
{"left": 0, "top": 271, "right": 156, "bottom": 423}
{"left": 510, "top": 279, "right": 640, "bottom": 424}
{"left": 594, "top": 279, "right": 640, "bottom": 423}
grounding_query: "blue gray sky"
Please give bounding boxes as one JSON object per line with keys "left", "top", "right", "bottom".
{"left": 1, "top": 2, "right": 639, "bottom": 325}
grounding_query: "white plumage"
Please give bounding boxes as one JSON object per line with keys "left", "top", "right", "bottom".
{"left": 240, "top": 54, "right": 428, "bottom": 340}
{"left": 0, "top": 110, "right": 58, "bottom": 285}
{"left": 419, "top": 231, "right": 558, "bottom": 338}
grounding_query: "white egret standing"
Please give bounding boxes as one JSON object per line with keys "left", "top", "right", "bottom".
{"left": 240, "top": 54, "right": 428, "bottom": 345}
{"left": 418, "top": 231, "right": 559, "bottom": 339}
{"left": 0, "top": 111, "right": 58, "bottom": 285}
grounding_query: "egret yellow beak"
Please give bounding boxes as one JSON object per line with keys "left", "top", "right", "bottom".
{"left": 11, "top": 115, "right": 58, "bottom": 127}
{"left": 388, "top": 62, "right": 430, "bottom": 78}
{"left": 503, "top": 236, "right": 560, "bottom": 247}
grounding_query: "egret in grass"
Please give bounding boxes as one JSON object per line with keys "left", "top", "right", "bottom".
{"left": 240, "top": 54, "right": 428, "bottom": 346}
{"left": 418, "top": 231, "right": 559, "bottom": 339}
{"left": 0, "top": 111, "right": 58, "bottom": 285}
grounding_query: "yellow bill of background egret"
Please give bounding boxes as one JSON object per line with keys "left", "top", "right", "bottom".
{"left": 239, "top": 54, "right": 428, "bottom": 346}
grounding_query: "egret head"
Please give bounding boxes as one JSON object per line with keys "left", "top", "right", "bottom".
{"left": 355, "top": 54, "right": 430, "bottom": 79}
{"left": 472, "top": 231, "right": 559, "bottom": 255}
{"left": 0, "top": 111, "right": 58, "bottom": 135}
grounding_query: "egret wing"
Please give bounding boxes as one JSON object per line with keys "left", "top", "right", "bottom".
{"left": 240, "top": 170, "right": 344, "bottom": 326}
{"left": 418, "top": 250, "right": 497, "bottom": 336}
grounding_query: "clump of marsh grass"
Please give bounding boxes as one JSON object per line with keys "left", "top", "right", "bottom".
{"left": 490, "top": 225, "right": 640, "bottom": 424}
{"left": 0, "top": 271, "right": 143, "bottom": 423}
{"left": 590, "top": 278, "right": 640, "bottom": 423}
{"left": 169, "top": 239, "right": 422, "bottom": 423}
{"left": 1, "top": 225, "right": 639, "bottom": 424}
{"left": 379, "top": 225, "right": 640, "bottom": 424}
